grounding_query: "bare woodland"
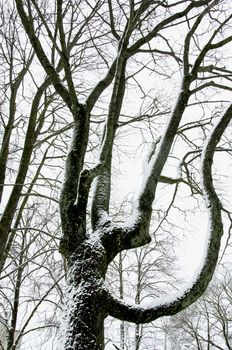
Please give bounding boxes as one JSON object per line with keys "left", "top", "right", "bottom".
{"left": 1, "top": 0, "right": 232, "bottom": 349}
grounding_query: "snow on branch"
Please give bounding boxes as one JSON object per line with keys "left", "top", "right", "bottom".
{"left": 99, "top": 78, "right": 192, "bottom": 258}
{"left": 91, "top": 53, "right": 128, "bottom": 229}
{"left": 106, "top": 104, "right": 232, "bottom": 324}
{"left": 125, "top": 79, "right": 191, "bottom": 240}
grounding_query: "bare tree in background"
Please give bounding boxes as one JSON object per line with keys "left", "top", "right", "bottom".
{"left": 105, "top": 199, "right": 179, "bottom": 349}
{"left": 165, "top": 264, "right": 232, "bottom": 349}
{"left": 0, "top": 0, "right": 231, "bottom": 349}
{"left": 0, "top": 3, "right": 67, "bottom": 348}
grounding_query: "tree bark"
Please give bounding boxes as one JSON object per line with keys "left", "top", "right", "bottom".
{"left": 59, "top": 240, "right": 108, "bottom": 350}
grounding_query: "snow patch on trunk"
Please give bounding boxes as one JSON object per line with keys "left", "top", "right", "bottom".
{"left": 57, "top": 283, "right": 83, "bottom": 349}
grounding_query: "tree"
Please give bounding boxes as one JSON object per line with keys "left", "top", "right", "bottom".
{"left": 0, "top": 208, "right": 64, "bottom": 350}
{"left": 2, "top": 0, "right": 232, "bottom": 349}
{"left": 0, "top": 0, "right": 68, "bottom": 274}
{"left": 0, "top": 2, "right": 67, "bottom": 347}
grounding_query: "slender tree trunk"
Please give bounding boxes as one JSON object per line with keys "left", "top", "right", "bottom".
{"left": 7, "top": 233, "right": 25, "bottom": 350}
{"left": 119, "top": 252, "right": 125, "bottom": 350}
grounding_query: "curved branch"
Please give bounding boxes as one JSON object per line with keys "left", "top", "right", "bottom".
{"left": 106, "top": 104, "right": 232, "bottom": 324}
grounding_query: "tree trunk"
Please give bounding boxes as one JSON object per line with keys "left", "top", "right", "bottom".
{"left": 58, "top": 239, "right": 108, "bottom": 350}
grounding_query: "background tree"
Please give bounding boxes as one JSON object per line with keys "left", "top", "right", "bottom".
{"left": 105, "top": 198, "right": 180, "bottom": 350}
{"left": 165, "top": 264, "right": 232, "bottom": 349}
{"left": 0, "top": 2, "right": 67, "bottom": 348}
{"left": 1, "top": 0, "right": 232, "bottom": 349}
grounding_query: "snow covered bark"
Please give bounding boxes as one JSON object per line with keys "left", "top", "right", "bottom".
{"left": 58, "top": 240, "right": 108, "bottom": 350}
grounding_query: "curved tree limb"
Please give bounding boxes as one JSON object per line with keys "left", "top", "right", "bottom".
{"left": 100, "top": 0, "right": 232, "bottom": 256}
{"left": 106, "top": 104, "right": 232, "bottom": 323}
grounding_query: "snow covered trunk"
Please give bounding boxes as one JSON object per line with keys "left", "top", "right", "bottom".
{"left": 59, "top": 239, "right": 108, "bottom": 350}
